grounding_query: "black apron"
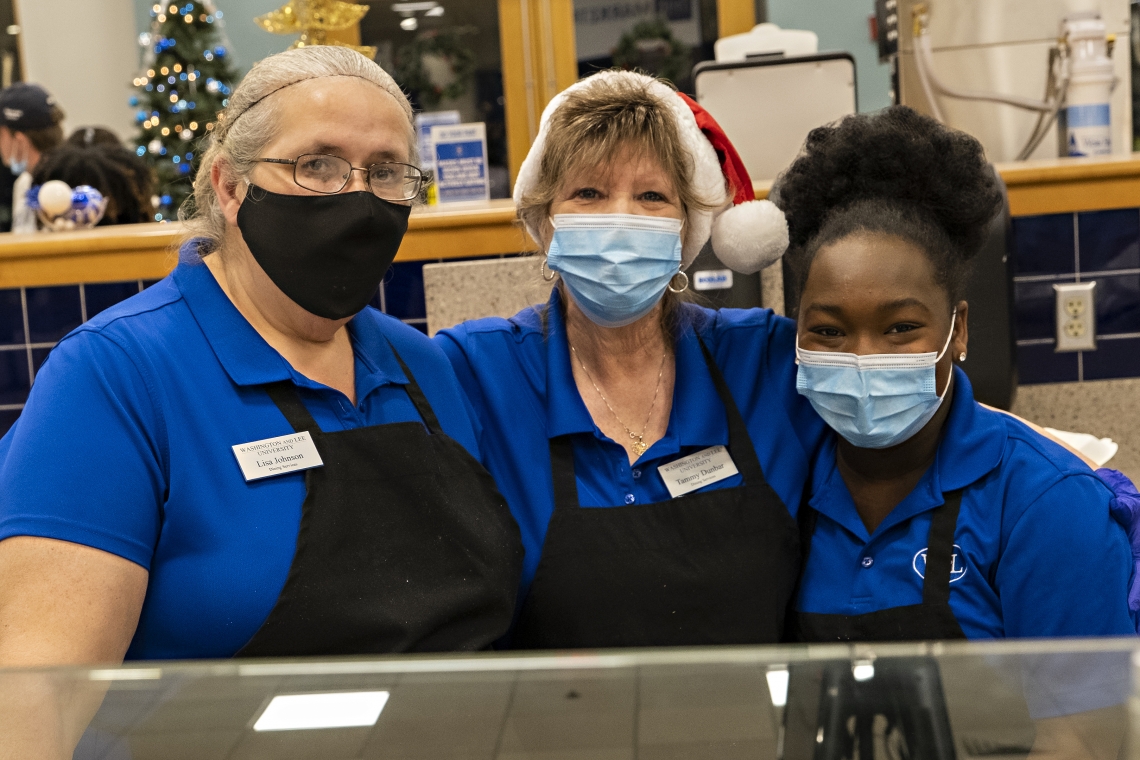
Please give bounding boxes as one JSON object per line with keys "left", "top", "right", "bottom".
{"left": 512, "top": 338, "right": 800, "bottom": 649}
{"left": 790, "top": 490, "right": 968, "bottom": 642}
{"left": 237, "top": 346, "right": 523, "bottom": 658}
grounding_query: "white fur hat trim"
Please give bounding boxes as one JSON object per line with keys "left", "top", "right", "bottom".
{"left": 711, "top": 199, "right": 789, "bottom": 274}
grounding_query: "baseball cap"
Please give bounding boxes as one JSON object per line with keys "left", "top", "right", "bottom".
{"left": 0, "top": 83, "right": 57, "bottom": 131}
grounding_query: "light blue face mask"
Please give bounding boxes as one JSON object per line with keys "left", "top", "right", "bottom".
{"left": 546, "top": 213, "right": 682, "bottom": 328}
{"left": 9, "top": 158, "right": 25, "bottom": 176}
{"left": 795, "top": 313, "right": 957, "bottom": 450}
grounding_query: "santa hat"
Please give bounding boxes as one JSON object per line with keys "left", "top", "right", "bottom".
{"left": 513, "top": 70, "right": 788, "bottom": 274}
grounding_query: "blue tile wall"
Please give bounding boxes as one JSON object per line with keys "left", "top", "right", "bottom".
{"left": 0, "top": 258, "right": 449, "bottom": 436}
{"left": 1012, "top": 208, "right": 1140, "bottom": 385}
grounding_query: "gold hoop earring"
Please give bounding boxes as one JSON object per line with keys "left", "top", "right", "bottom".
{"left": 667, "top": 271, "right": 689, "bottom": 294}
{"left": 540, "top": 259, "right": 557, "bottom": 282}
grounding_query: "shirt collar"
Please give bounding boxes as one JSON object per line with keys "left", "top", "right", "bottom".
{"left": 175, "top": 240, "right": 408, "bottom": 394}
{"left": 808, "top": 366, "right": 1005, "bottom": 541}
{"left": 542, "top": 287, "right": 727, "bottom": 449}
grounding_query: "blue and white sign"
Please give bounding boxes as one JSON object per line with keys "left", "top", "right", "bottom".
{"left": 431, "top": 122, "right": 489, "bottom": 204}
{"left": 1066, "top": 103, "right": 1111, "bottom": 157}
{"left": 693, "top": 269, "right": 734, "bottom": 291}
{"left": 415, "top": 110, "right": 461, "bottom": 173}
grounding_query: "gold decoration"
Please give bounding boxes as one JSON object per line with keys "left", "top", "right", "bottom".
{"left": 255, "top": 0, "right": 376, "bottom": 59}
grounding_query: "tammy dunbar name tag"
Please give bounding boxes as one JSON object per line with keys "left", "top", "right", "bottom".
{"left": 657, "top": 445, "right": 739, "bottom": 499}
{"left": 232, "top": 432, "right": 324, "bottom": 482}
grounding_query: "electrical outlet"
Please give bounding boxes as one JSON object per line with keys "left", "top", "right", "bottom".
{"left": 1053, "top": 281, "right": 1097, "bottom": 352}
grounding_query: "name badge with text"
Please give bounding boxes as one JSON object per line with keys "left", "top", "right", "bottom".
{"left": 232, "top": 432, "right": 324, "bottom": 482}
{"left": 657, "top": 445, "right": 739, "bottom": 499}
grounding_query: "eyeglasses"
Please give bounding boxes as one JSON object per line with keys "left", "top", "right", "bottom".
{"left": 256, "top": 154, "right": 426, "bottom": 202}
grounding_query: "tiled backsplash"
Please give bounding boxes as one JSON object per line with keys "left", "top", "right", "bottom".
{"left": 1011, "top": 208, "right": 1140, "bottom": 384}
{"left": 0, "top": 261, "right": 434, "bottom": 437}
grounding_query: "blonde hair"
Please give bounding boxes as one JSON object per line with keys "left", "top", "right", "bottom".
{"left": 517, "top": 72, "right": 717, "bottom": 248}
{"left": 180, "top": 46, "right": 417, "bottom": 250}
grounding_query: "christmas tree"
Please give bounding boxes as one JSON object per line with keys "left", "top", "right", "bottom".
{"left": 131, "top": 0, "right": 237, "bottom": 221}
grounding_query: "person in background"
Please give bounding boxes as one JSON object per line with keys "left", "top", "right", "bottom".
{"left": 0, "top": 82, "right": 64, "bottom": 232}
{"left": 67, "top": 126, "right": 124, "bottom": 150}
{"left": 31, "top": 143, "right": 156, "bottom": 226}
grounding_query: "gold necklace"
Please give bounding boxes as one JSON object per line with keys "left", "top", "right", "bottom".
{"left": 570, "top": 343, "right": 668, "bottom": 458}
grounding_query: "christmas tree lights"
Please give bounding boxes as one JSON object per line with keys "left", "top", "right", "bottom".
{"left": 131, "top": 0, "right": 236, "bottom": 221}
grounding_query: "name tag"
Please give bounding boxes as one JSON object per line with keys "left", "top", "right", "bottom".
{"left": 232, "top": 432, "right": 324, "bottom": 482}
{"left": 657, "top": 445, "right": 739, "bottom": 499}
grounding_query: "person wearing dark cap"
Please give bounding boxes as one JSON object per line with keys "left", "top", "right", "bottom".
{"left": 0, "top": 82, "right": 65, "bottom": 232}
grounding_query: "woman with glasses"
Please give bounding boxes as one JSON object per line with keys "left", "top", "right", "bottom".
{"left": 0, "top": 46, "right": 522, "bottom": 665}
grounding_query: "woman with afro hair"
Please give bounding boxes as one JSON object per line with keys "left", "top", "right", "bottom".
{"left": 776, "top": 106, "right": 1135, "bottom": 647}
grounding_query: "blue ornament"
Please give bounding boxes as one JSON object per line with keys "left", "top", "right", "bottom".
{"left": 159, "top": 146, "right": 167, "bottom": 155}
{"left": 136, "top": 146, "right": 146, "bottom": 156}
{"left": 172, "top": 155, "right": 180, "bottom": 163}
{"left": 129, "top": 96, "right": 139, "bottom": 106}
{"left": 161, "top": 194, "right": 172, "bottom": 205}
{"left": 136, "top": 111, "right": 147, "bottom": 122}
{"left": 178, "top": 162, "right": 191, "bottom": 174}
{"left": 186, "top": 152, "right": 194, "bottom": 159}
{"left": 214, "top": 46, "right": 226, "bottom": 57}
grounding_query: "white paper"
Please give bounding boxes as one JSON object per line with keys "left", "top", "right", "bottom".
{"left": 1043, "top": 427, "right": 1118, "bottom": 467}
{"left": 657, "top": 445, "right": 739, "bottom": 499}
{"left": 232, "top": 431, "right": 324, "bottom": 482}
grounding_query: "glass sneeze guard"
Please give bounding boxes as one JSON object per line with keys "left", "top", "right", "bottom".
{"left": 4, "top": 637, "right": 1139, "bottom": 759}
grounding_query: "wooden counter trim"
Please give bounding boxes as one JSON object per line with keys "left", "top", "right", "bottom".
{"left": 4, "top": 155, "right": 1140, "bottom": 289}
{"left": 0, "top": 201, "right": 537, "bottom": 289}
{"left": 753, "top": 157, "right": 1140, "bottom": 218}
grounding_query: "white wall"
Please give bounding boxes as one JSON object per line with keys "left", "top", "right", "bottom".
{"left": 766, "top": 0, "right": 892, "bottom": 112}
{"left": 897, "top": 0, "right": 1133, "bottom": 162}
{"left": 16, "top": 0, "right": 141, "bottom": 140}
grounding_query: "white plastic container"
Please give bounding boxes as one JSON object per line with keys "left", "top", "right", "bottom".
{"left": 1063, "top": 14, "right": 1115, "bottom": 157}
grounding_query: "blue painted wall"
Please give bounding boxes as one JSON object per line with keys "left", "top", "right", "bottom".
{"left": 766, "top": 0, "right": 892, "bottom": 112}
{"left": 134, "top": 0, "right": 293, "bottom": 75}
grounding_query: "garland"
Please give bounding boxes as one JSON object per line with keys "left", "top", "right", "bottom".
{"left": 396, "top": 29, "right": 476, "bottom": 109}
{"left": 612, "top": 19, "right": 691, "bottom": 85}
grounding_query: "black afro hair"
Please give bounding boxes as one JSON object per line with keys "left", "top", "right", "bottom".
{"left": 774, "top": 106, "right": 1004, "bottom": 309}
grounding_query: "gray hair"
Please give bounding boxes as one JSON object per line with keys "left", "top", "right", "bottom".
{"left": 180, "top": 46, "right": 417, "bottom": 250}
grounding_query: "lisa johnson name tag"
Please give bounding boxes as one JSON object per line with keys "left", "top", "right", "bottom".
{"left": 657, "top": 445, "right": 739, "bottom": 499}
{"left": 232, "top": 432, "right": 324, "bottom": 482}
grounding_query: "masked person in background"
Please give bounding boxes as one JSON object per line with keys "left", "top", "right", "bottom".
{"left": 0, "top": 46, "right": 522, "bottom": 669}
{"left": 436, "top": 70, "right": 826, "bottom": 648}
{"left": 0, "top": 83, "right": 65, "bottom": 232}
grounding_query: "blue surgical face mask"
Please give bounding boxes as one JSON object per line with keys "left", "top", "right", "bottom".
{"left": 796, "top": 313, "right": 957, "bottom": 450}
{"left": 9, "top": 156, "right": 25, "bottom": 176}
{"left": 546, "top": 213, "right": 682, "bottom": 328}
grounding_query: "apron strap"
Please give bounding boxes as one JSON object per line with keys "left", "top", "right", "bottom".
{"left": 795, "top": 490, "right": 963, "bottom": 606}
{"left": 921, "top": 490, "right": 964, "bottom": 604}
{"left": 695, "top": 336, "right": 766, "bottom": 487}
{"left": 549, "top": 435, "right": 582, "bottom": 510}
{"left": 265, "top": 381, "right": 323, "bottom": 434}
{"left": 385, "top": 340, "right": 444, "bottom": 436}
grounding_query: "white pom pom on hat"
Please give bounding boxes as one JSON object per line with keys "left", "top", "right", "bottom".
{"left": 513, "top": 70, "right": 789, "bottom": 274}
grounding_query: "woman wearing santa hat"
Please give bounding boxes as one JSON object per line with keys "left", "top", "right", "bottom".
{"left": 434, "top": 70, "right": 822, "bottom": 649}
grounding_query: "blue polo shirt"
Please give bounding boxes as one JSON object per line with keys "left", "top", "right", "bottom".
{"left": 797, "top": 368, "right": 1135, "bottom": 715}
{"left": 0, "top": 249, "right": 482, "bottom": 661}
{"left": 436, "top": 287, "right": 827, "bottom": 596}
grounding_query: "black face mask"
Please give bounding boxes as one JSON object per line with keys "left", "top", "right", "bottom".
{"left": 237, "top": 184, "right": 412, "bottom": 320}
